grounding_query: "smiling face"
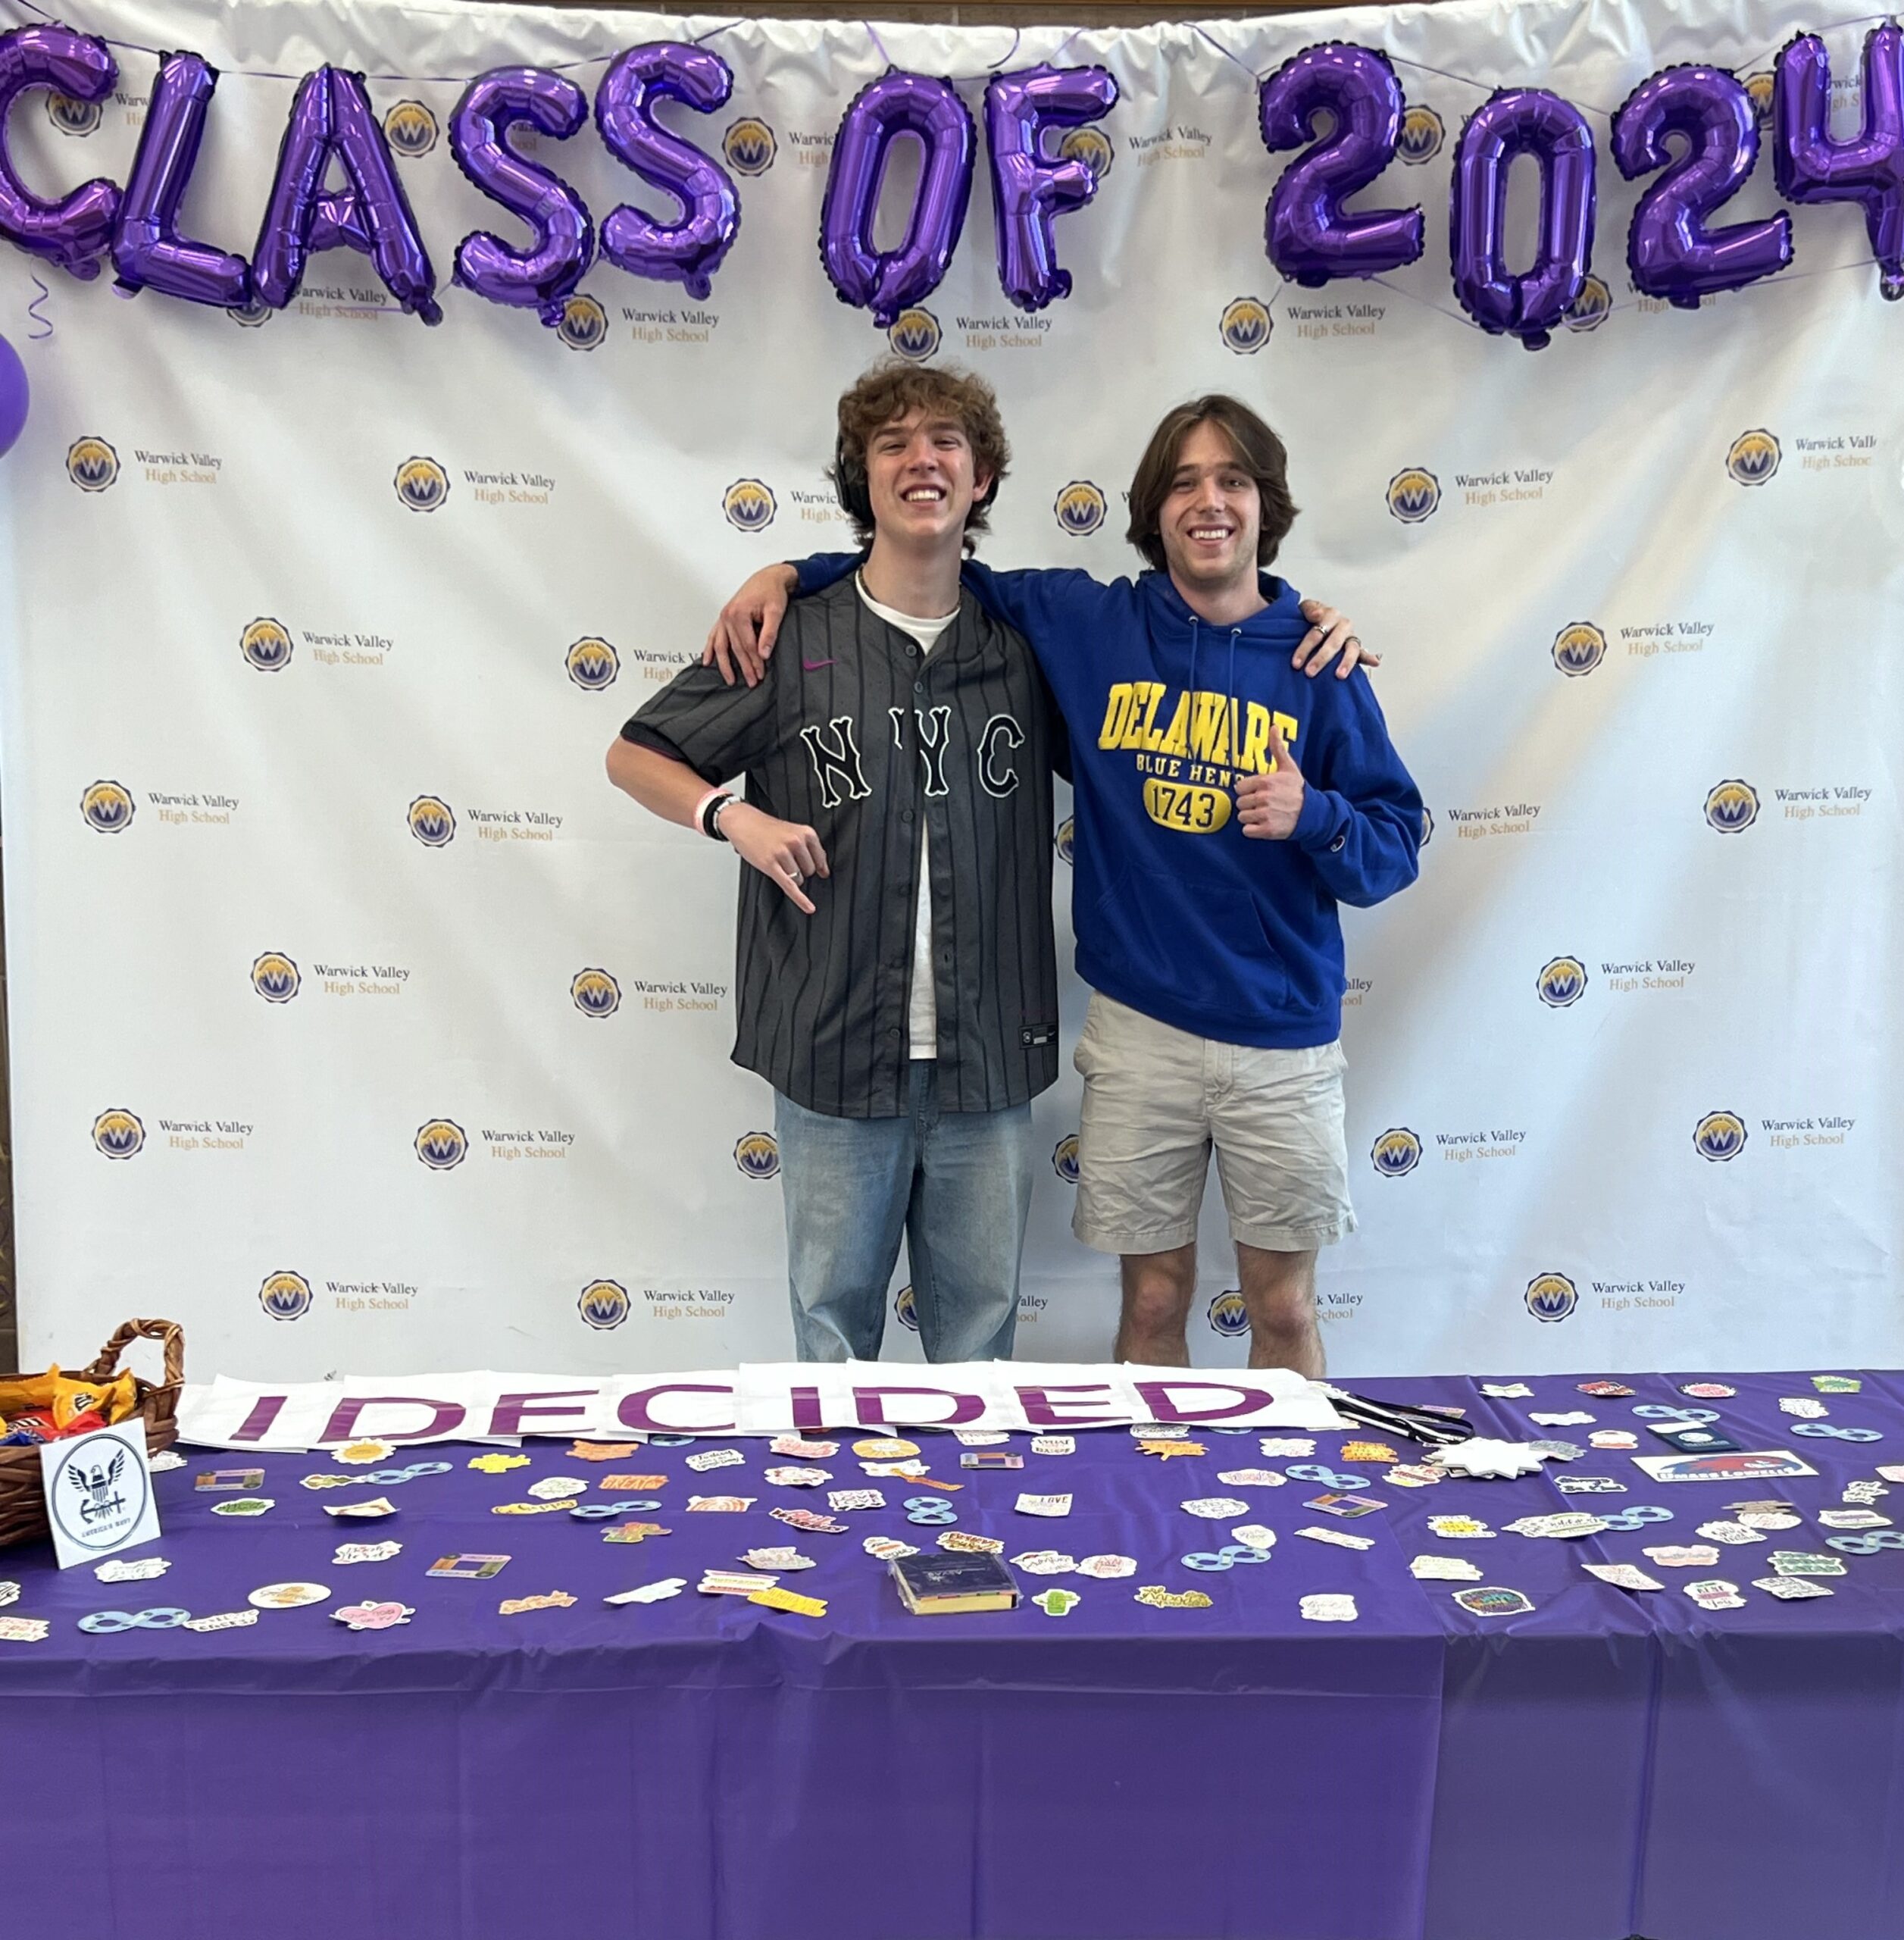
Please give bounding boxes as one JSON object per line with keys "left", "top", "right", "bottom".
{"left": 864, "top": 406, "right": 993, "bottom": 551}
{"left": 1155, "top": 420, "right": 1263, "bottom": 599}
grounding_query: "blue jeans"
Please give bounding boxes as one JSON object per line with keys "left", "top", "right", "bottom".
{"left": 774, "top": 1064, "right": 1033, "bottom": 1363}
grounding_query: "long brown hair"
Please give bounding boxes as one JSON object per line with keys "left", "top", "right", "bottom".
{"left": 1124, "top": 396, "right": 1299, "bottom": 573}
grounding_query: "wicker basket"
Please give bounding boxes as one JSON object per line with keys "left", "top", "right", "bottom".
{"left": 0, "top": 1318, "right": 184, "bottom": 1550}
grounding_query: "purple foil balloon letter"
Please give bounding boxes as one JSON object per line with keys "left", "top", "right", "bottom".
{"left": 112, "top": 52, "right": 251, "bottom": 307}
{"left": 595, "top": 43, "right": 739, "bottom": 302}
{"left": 821, "top": 71, "right": 976, "bottom": 327}
{"left": 1449, "top": 89, "right": 1596, "bottom": 349}
{"left": 253, "top": 67, "right": 440, "bottom": 323}
{"left": 983, "top": 64, "right": 1116, "bottom": 312}
{"left": 0, "top": 24, "right": 120, "bottom": 278}
{"left": 1774, "top": 23, "right": 1904, "bottom": 299}
{"left": 451, "top": 67, "right": 593, "bottom": 326}
{"left": 1258, "top": 43, "right": 1423, "bottom": 286}
{"left": 1612, "top": 66, "right": 1790, "bottom": 308}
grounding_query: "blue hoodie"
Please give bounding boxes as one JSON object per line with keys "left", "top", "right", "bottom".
{"left": 793, "top": 556, "right": 1423, "bottom": 1050}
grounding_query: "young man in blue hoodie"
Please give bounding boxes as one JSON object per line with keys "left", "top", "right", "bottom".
{"left": 711, "top": 395, "right": 1417, "bottom": 1378}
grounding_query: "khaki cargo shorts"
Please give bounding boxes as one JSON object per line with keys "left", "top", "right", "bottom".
{"left": 1071, "top": 991, "right": 1356, "bottom": 1255}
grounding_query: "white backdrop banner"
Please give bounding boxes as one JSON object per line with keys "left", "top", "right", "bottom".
{"left": 3, "top": 0, "right": 1899, "bottom": 1385}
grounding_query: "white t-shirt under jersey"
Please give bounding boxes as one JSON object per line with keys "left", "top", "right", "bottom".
{"left": 855, "top": 575, "right": 955, "bottom": 1059}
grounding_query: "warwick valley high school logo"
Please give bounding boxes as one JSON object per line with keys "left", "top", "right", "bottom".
{"left": 395, "top": 457, "right": 450, "bottom": 512}
{"left": 1058, "top": 126, "right": 1114, "bottom": 180}
{"left": 887, "top": 308, "right": 942, "bottom": 361}
{"left": 1396, "top": 104, "right": 1444, "bottom": 164}
{"left": 734, "top": 1132, "right": 780, "bottom": 1179}
{"left": 1693, "top": 1110, "right": 1747, "bottom": 1162}
{"left": 241, "top": 618, "right": 293, "bottom": 672}
{"left": 252, "top": 953, "right": 302, "bottom": 1003}
{"left": 1207, "top": 1288, "right": 1248, "bottom": 1336}
{"left": 571, "top": 968, "right": 621, "bottom": 1018}
{"left": 1565, "top": 275, "right": 1612, "bottom": 331}
{"left": 259, "top": 1271, "right": 314, "bottom": 1321}
{"left": 1054, "top": 481, "right": 1107, "bottom": 536}
{"left": 1219, "top": 298, "right": 1272, "bottom": 355}
{"left": 1727, "top": 430, "right": 1780, "bottom": 486}
{"left": 1370, "top": 1128, "right": 1421, "bottom": 1177}
{"left": 579, "top": 1279, "right": 630, "bottom": 1330}
{"left": 1536, "top": 956, "right": 1588, "bottom": 1008}
{"left": 1551, "top": 622, "right": 1605, "bottom": 677}
{"left": 556, "top": 294, "right": 608, "bottom": 352}
{"left": 1524, "top": 1272, "right": 1578, "bottom": 1322}
{"left": 67, "top": 436, "right": 118, "bottom": 491}
{"left": 566, "top": 637, "right": 620, "bottom": 690}
{"left": 383, "top": 101, "right": 439, "bottom": 158}
{"left": 408, "top": 796, "right": 456, "bottom": 846}
{"left": 92, "top": 1109, "right": 145, "bottom": 1159}
{"left": 1052, "top": 1134, "right": 1080, "bottom": 1184}
{"left": 80, "top": 779, "right": 135, "bottom": 834}
{"left": 1704, "top": 779, "right": 1759, "bottom": 834}
{"left": 45, "top": 90, "right": 103, "bottom": 135}
{"left": 723, "top": 117, "right": 777, "bottom": 174}
{"left": 724, "top": 480, "right": 777, "bottom": 531}
{"left": 1387, "top": 468, "right": 1439, "bottom": 522}
{"left": 414, "top": 1119, "right": 468, "bottom": 1170}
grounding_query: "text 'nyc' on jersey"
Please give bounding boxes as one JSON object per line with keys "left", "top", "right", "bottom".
{"left": 624, "top": 577, "right": 1061, "bottom": 1119}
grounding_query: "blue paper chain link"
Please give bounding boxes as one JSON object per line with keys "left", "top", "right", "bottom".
{"left": 1793, "top": 1423, "right": 1882, "bottom": 1442}
{"left": 1826, "top": 1530, "right": 1904, "bottom": 1554}
{"left": 1631, "top": 1406, "right": 1719, "bottom": 1424}
{"left": 78, "top": 1607, "right": 190, "bottom": 1633}
{"left": 1180, "top": 1545, "right": 1276, "bottom": 1571}
{"left": 904, "top": 1497, "right": 958, "bottom": 1525}
{"left": 1596, "top": 1505, "right": 1674, "bottom": 1530}
{"left": 1286, "top": 1464, "right": 1369, "bottom": 1490}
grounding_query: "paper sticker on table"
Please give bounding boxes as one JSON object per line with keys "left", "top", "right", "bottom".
{"left": 1383, "top": 1464, "right": 1444, "bottom": 1490}
{"left": 1181, "top": 1497, "right": 1252, "bottom": 1519}
{"left": 1478, "top": 1383, "right": 1533, "bottom": 1397}
{"left": 428, "top": 1554, "right": 511, "bottom": 1579}
{"left": 1754, "top": 1575, "right": 1834, "bottom": 1599}
{"left": 960, "top": 1451, "right": 1024, "bottom": 1470}
{"left": 1582, "top": 1561, "right": 1665, "bottom": 1592}
{"left": 1590, "top": 1432, "right": 1640, "bottom": 1450}
{"left": 686, "top": 1449, "right": 745, "bottom": 1473}
{"left": 1296, "top": 1525, "right": 1374, "bottom": 1550}
{"left": 1630, "top": 1451, "right": 1818, "bottom": 1483}
{"left": 249, "top": 1581, "right": 330, "bottom": 1610}
{"left": 1140, "top": 1441, "right": 1205, "bottom": 1460}
{"left": 334, "top": 1541, "right": 402, "bottom": 1566}
{"left": 1410, "top": 1554, "right": 1483, "bottom": 1581}
{"left": 568, "top": 1441, "right": 641, "bottom": 1461}
{"left": 686, "top": 1496, "right": 755, "bottom": 1513}
{"left": 325, "top": 1496, "right": 396, "bottom": 1519}
{"left": 1031, "top": 1588, "right": 1080, "bottom": 1616}
{"left": 955, "top": 1431, "right": 1010, "bottom": 1447}
{"left": 1695, "top": 1519, "right": 1765, "bottom": 1545}
{"left": 1679, "top": 1383, "right": 1737, "bottom": 1400}
{"left": 1504, "top": 1513, "right": 1607, "bottom": 1540}
{"left": 852, "top": 1438, "right": 919, "bottom": 1461}
{"left": 1527, "top": 1412, "right": 1596, "bottom": 1427}
{"left": 1300, "top": 1593, "right": 1358, "bottom": 1622}
{"left": 333, "top": 1600, "right": 414, "bottom": 1630}
{"left": 1555, "top": 1475, "right": 1627, "bottom": 1494}
{"left": 827, "top": 1488, "right": 886, "bottom": 1512}
{"left": 149, "top": 1450, "right": 186, "bottom": 1472}
{"left": 1813, "top": 1376, "right": 1861, "bottom": 1394}
{"left": 1682, "top": 1578, "right": 1746, "bottom": 1610}
{"left": 1074, "top": 1554, "right": 1136, "bottom": 1578}
{"left": 748, "top": 1585, "right": 827, "bottom": 1617}
{"left": 183, "top": 1609, "right": 258, "bottom": 1632}
{"left": 1304, "top": 1492, "right": 1386, "bottom": 1519}
{"left": 862, "top": 1535, "right": 918, "bottom": 1560}
{"left": 741, "top": 1546, "right": 814, "bottom": 1572}
{"left": 195, "top": 1469, "right": 264, "bottom": 1492}
{"left": 0, "top": 1616, "right": 49, "bottom": 1641}
{"left": 1769, "top": 1550, "right": 1846, "bottom": 1576}
{"left": 468, "top": 1453, "right": 529, "bottom": 1474}
{"left": 40, "top": 1424, "right": 161, "bottom": 1569}
{"left": 1230, "top": 1524, "right": 1277, "bottom": 1550}
{"left": 1779, "top": 1397, "right": 1827, "bottom": 1419}
{"left": 332, "top": 1439, "right": 395, "bottom": 1466}
{"left": 599, "top": 1472, "right": 667, "bottom": 1491}
{"left": 1818, "top": 1507, "right": 1891, "bottom": 1529}
{"left": 1452, "top": 1586, "right": 1533, "bottom": 1617}
{"left": 602, "top": 1522, "right": 670, "bottom": 1543}
{"left": 605, "top": 1579, "right": 687, "bottom": 1604}
{"left": 1258, "top": 1438, "right": 1315, "bottom": 1458}
{"left": 1216, "top": 1469, "right": 1286, "bottom": 1488}
{"left": 771, "top": 1507, "right": 846, "bottom": 1532}
{"left": 1030, "top": 1436, "right": 1076, "bottom": 1457}
{"left": 499, "top": 1591, "right": 577, "bottom": 1614}
{"left": 1135, "top": 1585, "right": 1213, "bottom": 1610}
{"left": 1010, "top": 1550, "right": 1076, "bottom": 1574}
{"left": 525, "top": 1476, "right": 587, "bottom": 1501}
{"left": 1427, "top": 1515, "right": 1494, "bottom": 1539}
{"left": 1644, "top": 1544, "right": 1721, "bottom": 1567}
{"left": 1015, "top": 1493, "right": 1072, "bottom": 1517}
{"left": 1578, "top": 1381, "right": 1636, "bottom": 1397}
{"left": 937, "top": 1531, "right": 1005, "bottom": 1554}
{"left": 97, "top": 1555, "right": 170, "bottom": 1582}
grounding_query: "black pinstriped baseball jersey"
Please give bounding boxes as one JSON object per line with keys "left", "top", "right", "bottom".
{"left": 624, "top": 576, "right": 1061, "bottom": 1119}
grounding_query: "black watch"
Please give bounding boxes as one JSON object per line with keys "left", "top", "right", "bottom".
{"left": 700, "top": 791, "right": 738, "bottom": 841}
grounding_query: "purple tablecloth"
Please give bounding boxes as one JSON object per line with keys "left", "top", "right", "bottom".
{"left": 2, "top": 1369, "right": 1898, "bottom": 1940}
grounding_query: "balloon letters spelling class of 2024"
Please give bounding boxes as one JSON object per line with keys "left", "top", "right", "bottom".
{"left": 0, "top": 22, "right": 1899, "bottom": 343}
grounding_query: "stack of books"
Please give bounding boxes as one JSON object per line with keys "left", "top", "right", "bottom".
{"left": 889, "top": 1550, "right": 1020, "bottom": 1614}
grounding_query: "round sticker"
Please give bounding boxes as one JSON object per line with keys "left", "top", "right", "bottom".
{"left": 1679, "top": 1383, "right": 1737, "bottom": 1399}
{"left": 852, "top": 1438, "right": 920, "bottom": 1460}
{"left": 248, "top": 1582, "right": 331, "bottom": 1610}
{"left": 43, "top": 1428, "right": 152, "bottom": 1554}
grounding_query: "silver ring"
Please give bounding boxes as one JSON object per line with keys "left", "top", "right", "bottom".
{"left": 788, "top": 869, "right": 802, "bottom": 884}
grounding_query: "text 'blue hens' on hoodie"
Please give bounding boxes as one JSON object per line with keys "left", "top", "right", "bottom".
{"left": 793, "top": 555, "right": 1424, "bottom": 1050}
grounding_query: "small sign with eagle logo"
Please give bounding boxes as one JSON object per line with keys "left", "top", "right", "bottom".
{"left": 41, "top": 1425, "right": 160, "bottom": 1569}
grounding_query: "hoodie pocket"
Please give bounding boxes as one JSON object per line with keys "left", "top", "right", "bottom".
{"left": 1093, "top": 865, "right": 1292, "bottom": 1017}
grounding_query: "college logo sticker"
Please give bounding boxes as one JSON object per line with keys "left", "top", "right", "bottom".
{"left": 91, "top": 1109, "right": 145, "bottom": 1160}
{"left": 894, "top": 1284, "right": 920, "bottom": 1332}
{"left": 258, "top": 1271, "right": 314, "bottom": 1322}
{"left": 1054, "top": 481, "right": 1106, "bottom": 537}
{"left": 414, "top": 1119, "right": 469, "bottom": 1170}
{"left": 578, "top": 1279, "right": 630, "bottom": 1331}
{"left": 1727, "top": 430, "right": 1780, "bottom": 487}
{"left": 1693, "top": 1110, "right": 1747, "bottom": 1162}
{"left": 1536, "top": 956, "right": 1588, "bottom": 1009}
{"left": 722, "top": 115, "right": 776, "bottom": 175}
{"left": 1371, "top": 1128, "right": 1422, "bottom": 1178}
{"left": 723, "top": 479, "right": 776, "bottom": 531}
{"left": 395, "top": 456, "right": 450, "bottom": 512}
{"left": 46, "top": 90, "right": 102, "bottom": 136}
{"left": 1058, "top": 124, "right": 1114, "bottom": 180}
{"left": 252, "top": 952, "right": 301, "bottom": 1003}
{"left": 408, "top": 795, "right": 456, "bottom": 846}
{"left": 565, "top": 637, "right": 620, "bottom": 690}
{"left": 80, "top": 779, "right": 136, "bottom": 834}
{"left": 555, "top": 293, "right": 608, "bottom": 352}
{"left": 1565, "top": 274, "right": 1612, "bottom": 332}
{"left": 886, "top": 308, "right": 941, "bottom": 361}
{"left": 1387, "top": 468, "right": 1440, "bottom": 523}
{"left": 1551, "top": 621, "right": 1605, "bottom": 677}
{"left": 1052, "top": 1133, "right": 1081, "bottom": 1184}
{"left": 383, "top": 100, "right": 439, "bottom": 158}
{"left": 67, "top": 436, "right": 118, "bottom": 492}
{"left": 1704, "top": 779, "right": 1758, "bottom": 834}
{"left": 734, "top": 1131, "right": 780, "bottom": 1180}
{"left": 1218, "top": 297, "right": 1272, "bottom": 355}
{"left": 1206, "top": 1288, "right": 1249, "bottom": 1338}
{"left": 571, "top": 968, "right": 621, "bottom": 1018}
{"left": 1396, "top": 103, "right": 1444, "bottom": 164}
{"left": 1524, "top": 1272, "right": 1579, "bottom": 1323}
{"left": 239, "top": 618, "right": 294, "bottom": 673}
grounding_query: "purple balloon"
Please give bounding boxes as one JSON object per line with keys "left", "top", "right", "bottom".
{"left": 111, "top": 52, "right": 251, "bottom": 307}
{"left": 1449, "top": 89, "right": 1596, "bottom": 349}
{"left": 1258, "top": 43, "right": 1423, "bottom": 286}
{"left": 253, "top": 67, "right": 440, "bottom": 323}
{"left": 0, "top": 330, "right": 28, "bottom": 459}
{"left": 1774, "top": 23, "right": 1904, "bottom": 299}
{"left": 451, "top": 67, "right": 593, "bottom": 326}
{"left": 0, "top": 25, "right": 120, "bottom": 280}
{"left": 821, "top": 71, "right": 976, "bottom": 327}
{"left": 983, "top": 64, "right": 1116, "bottom": 312}
{"left": 595, "top": 44, "right": 738, "bottom": 303}
{"left": 1613, "top": 66, "right": 1791, "bottom": 308}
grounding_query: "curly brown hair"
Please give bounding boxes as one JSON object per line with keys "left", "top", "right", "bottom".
{"left": 831, "top": 361, "right": 1011, "bottom": 549}
{"left": 1125, "top": 396, "right": 1300, "bottom": 574}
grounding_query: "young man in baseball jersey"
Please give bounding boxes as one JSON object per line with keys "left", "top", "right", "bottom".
{"left": 709, "top": 396, "right": 1417, "bottom": 1378}
{"left": 607, "top": 365, "right": 1064, "bottom": 1363}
